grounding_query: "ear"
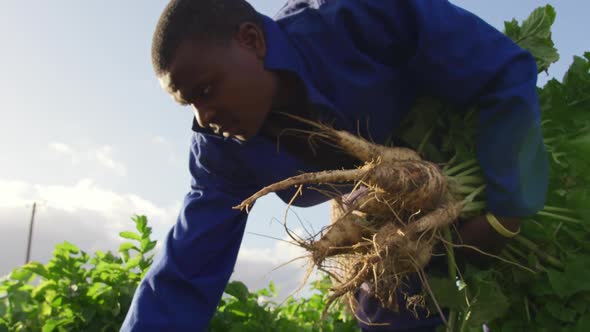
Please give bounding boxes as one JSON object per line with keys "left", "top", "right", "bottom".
{"left": 234, "top": 22, "right": 266, "bottom": 59}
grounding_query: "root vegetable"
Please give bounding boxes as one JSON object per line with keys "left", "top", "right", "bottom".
{"left": 311, "top": 212, "right": 372, "bottom": 264}
{"left": 408, "top": 201, "right": 462, "bottom": 233}
{"left": 235, "top": 160, "right": 448, "bottom": 213}
{"left": 235, "top": 115, "right": 464, "bottom": 322}
{"left": 281, "top": 113, "right": 422, "bottom": 162}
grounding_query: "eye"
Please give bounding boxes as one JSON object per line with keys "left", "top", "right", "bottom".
{"left": 195, "top": 84, "right": 212, "bottom": 100}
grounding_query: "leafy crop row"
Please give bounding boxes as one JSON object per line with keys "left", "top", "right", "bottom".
{"left": 0, "top": 216, "right": 359, "bottom": 332}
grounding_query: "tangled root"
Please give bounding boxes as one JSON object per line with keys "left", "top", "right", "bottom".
{"left": 309, "top": 195, "right": 460, "bottom": 320}
{"left": 278, "top": 113, "right": 422, "bottom": 163}
{"left": 310, "top": 211, "right": 376, "bottom": 265}
{"left": 234, "top": 119, "right": 465, "bottom": 323}
{"left": 235, "top": 159, "right": 448, "bottom": 213}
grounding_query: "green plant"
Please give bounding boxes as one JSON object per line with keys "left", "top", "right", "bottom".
{"left": 209, "top": 277, "right": 359, "bottom": 332}
{"left": 396, "top": 5, "right": 590, "bottom": 331}
{"left": 0, "top": 215, "right": 156, "bottom": 332}
{"left": 0, "top": 215, "right": 359, "bottom": 331}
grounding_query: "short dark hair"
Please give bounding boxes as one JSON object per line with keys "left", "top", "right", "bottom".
{"left": 151, "top": 0, "right": 262, "bottom": 75}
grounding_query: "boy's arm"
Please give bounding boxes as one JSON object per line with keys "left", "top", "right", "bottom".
{"left": 404, "top": 0, "right": 549, "bottom": 218}
{"left": 121, "top": 134, "right": 254, "bottom": 331}
{"left": 331, "top": 0, "right": 549, "bottom": 218}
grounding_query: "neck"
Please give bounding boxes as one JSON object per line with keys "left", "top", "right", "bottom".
{"left": 271, "top": 71, "right": 307, "bottom": 112}
{"left": 262, "top": 70, "right": 319, "bottom": 139}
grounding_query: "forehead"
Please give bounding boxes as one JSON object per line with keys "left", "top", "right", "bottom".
{"left": 158, "top": 40, "right": 227, "bottom": 94}
{"left": 158, "top": 72, "right": 183, "bottom": 102}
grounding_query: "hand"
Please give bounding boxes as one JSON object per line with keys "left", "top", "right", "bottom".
{"left": 454, "top": 214, "right": 521, "bottom": 267}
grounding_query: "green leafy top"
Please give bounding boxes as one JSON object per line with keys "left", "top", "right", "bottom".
{"left": 504, "top": 5, "right": 559, "bottom": 73}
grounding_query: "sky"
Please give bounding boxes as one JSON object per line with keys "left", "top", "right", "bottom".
{"left": 1, "top": 0, "right": 588, "bottom": 299}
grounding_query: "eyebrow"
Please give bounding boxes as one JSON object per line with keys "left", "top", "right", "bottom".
{"left": 161, "top": 70, "right": 211, "bottom": 106}
{"left": 162, "top": 81, "right": 193, "bottom": 106}
{"left": 166, "top": 84, "right": 190, "bottom": 106}
{"left": 174, "top": 95, "right": 190, "bottom": 106}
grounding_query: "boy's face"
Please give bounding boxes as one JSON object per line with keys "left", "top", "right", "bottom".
{"left": 158, "top": 23, "right": 277, "bottom": 141}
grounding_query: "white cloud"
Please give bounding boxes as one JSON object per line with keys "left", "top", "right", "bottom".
{"left": 0, "top": 179, "right": 32, "bottom": 208}
{"left": 49, "top": 142, "right": 74, "bottom": 154}
{"left": 0, "top": 177, "right": 179, "bottom": 277}
{"left": 49, "top": 142, "right": 80, "bottom": 164}
{"left": 29, "top": 178, "right": 173, "bottom": 222}
{"left": 0, "top": 177, "right": 320, "bottom": 299}
{"left": 47, "top": 142, "right": 127, "bottom": 176}
{"left": 94, "top": 145, "right": 127, "bottom": 176}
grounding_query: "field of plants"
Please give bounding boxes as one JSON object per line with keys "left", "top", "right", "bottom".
{"left": 1, "top": 4, "right": 589, "bottom": 332}
{"left": 0, "top": 215, "right": 359, "bottom": 332}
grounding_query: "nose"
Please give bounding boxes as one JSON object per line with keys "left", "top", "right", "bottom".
{"left": 192, "top": 104, "right": 217, "bottom": 129}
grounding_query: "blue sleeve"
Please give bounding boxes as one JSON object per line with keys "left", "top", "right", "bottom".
{"left": 332, "top": 0, "right": 549, "bottom": 217}
{"left": 121, "top": 134, "right": 255, "bottom": 331}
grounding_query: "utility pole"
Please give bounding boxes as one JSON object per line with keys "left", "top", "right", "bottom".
{"left": 25, "top": 202, "right": 37, "bottom": 264}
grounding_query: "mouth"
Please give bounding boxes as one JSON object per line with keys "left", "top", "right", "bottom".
{"left": 219, "top": 126, "right": 238, "bottom": 138}
{"left": 225, "top": 129, "right": 248, "bottom": 141}
{"left": 211, "top": 123, "right": 245, "bottom": 140}
{"left": 210, "top": 124, "right": 228, "bottom": 135}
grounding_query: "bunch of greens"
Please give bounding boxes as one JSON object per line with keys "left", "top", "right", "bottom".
{"left": 398, "top": 5, "right": 590, "bottom": 331}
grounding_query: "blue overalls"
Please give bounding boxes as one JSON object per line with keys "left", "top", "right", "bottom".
{"left": 121, "top": 0, "right": 548, "bottom": 330}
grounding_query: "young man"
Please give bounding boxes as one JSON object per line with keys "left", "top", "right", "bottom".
{"left": 121, "top": 0, "right": 548, "bottom": 330}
